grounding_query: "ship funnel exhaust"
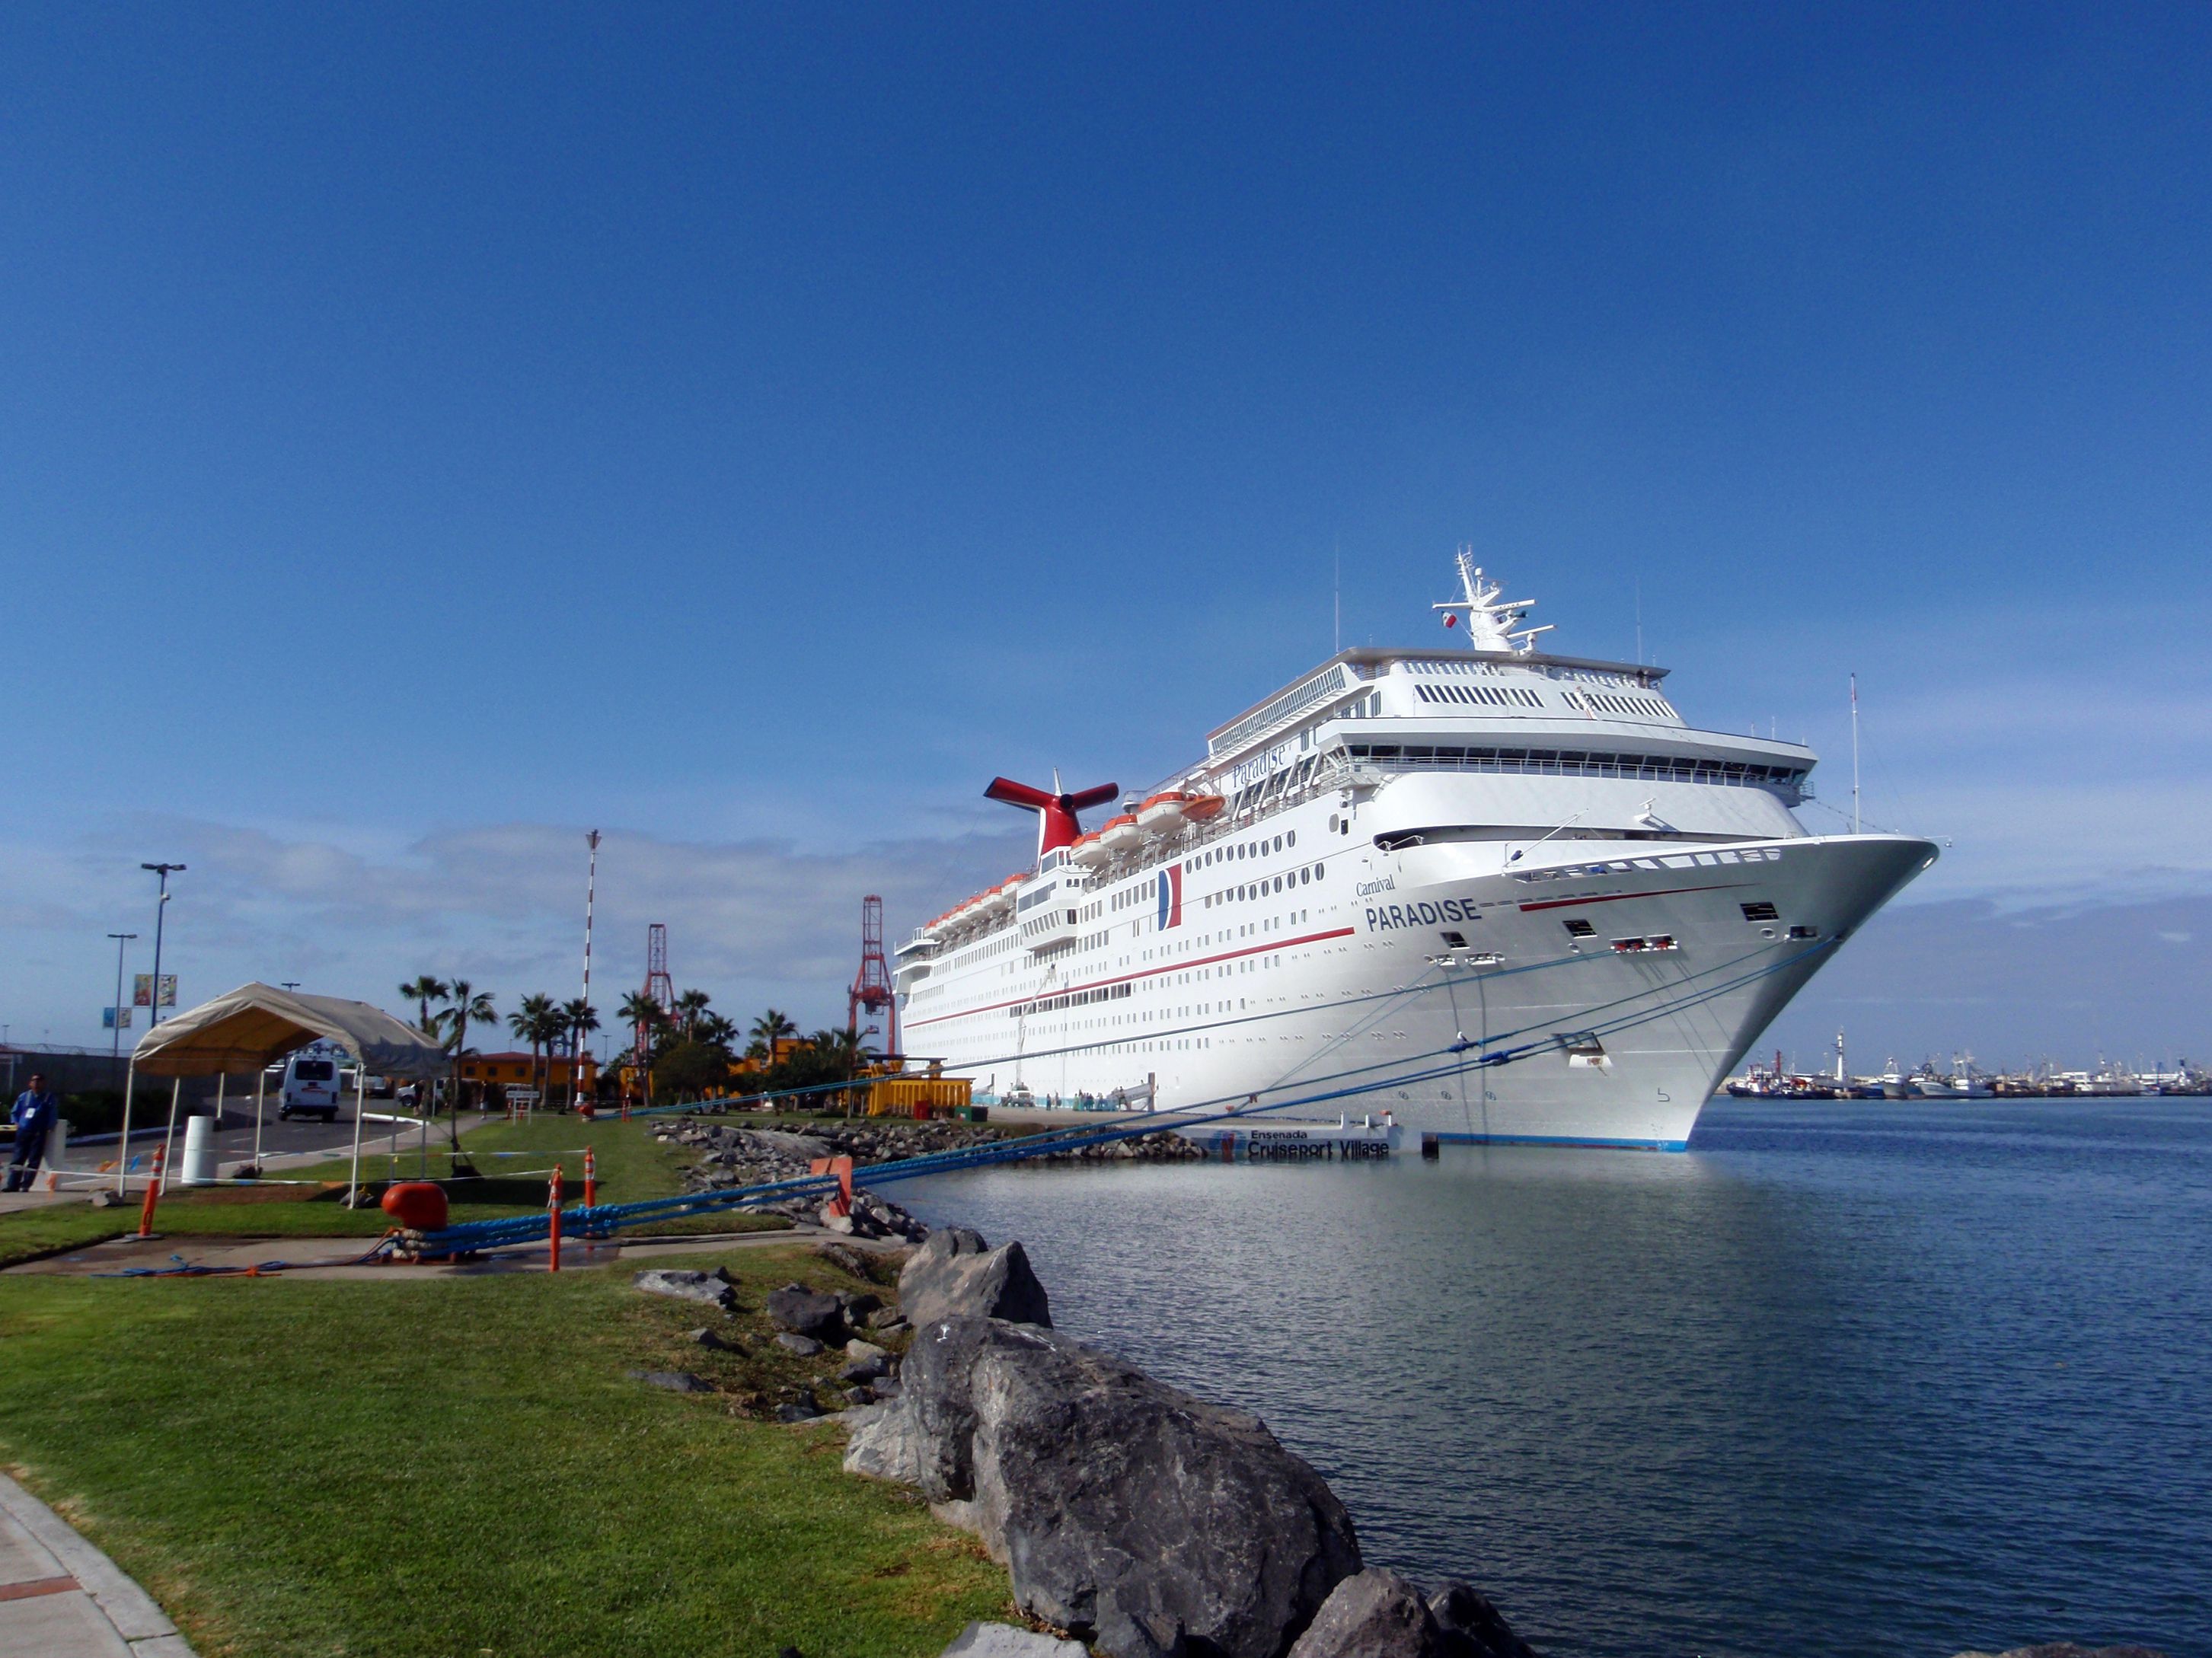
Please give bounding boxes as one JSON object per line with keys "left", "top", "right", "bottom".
{"left": 985, "top": 776, "right": 1119, "bottom": 862}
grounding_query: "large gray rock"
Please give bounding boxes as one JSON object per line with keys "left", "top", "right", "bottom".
{"left": 1288, "top": 1570, "right": 1440, "bottom": 1658}
{"left": 899, "top": 1228, "right": 1052, "bottom": 1328}
{"left": 1285, "top": 1570, "right": 1543, "bottom": 1658}
{"left": 847, "top": 1315, "right": 1358, "bottom": 1658}
{"left": 765, "top": 1282, "right": 845, "bottom": 1339}
{"left": 940, "top": 1622, "right": 1089, "bottom": 1658}
{"left": 1429, "top": 1582, "right": 1542, "bottom": 1658}
{"left": 633, "top": 1268, "right": 738, "bottom": 1312}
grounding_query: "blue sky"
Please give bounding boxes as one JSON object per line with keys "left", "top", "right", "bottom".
{"left": 5, "top": 5, "right": 2207, "bottom": 1063}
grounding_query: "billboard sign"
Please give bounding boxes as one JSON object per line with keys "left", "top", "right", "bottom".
{"left": 132, "top": 974, "right": 177, "bottom": 1009}
{"left": 104, "top": 1006, "right": 132, "bottom": 1030}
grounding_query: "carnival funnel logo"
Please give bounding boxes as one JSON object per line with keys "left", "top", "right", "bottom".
{"left": 1157, "top": 863, "right": 1183, "bottom": 930}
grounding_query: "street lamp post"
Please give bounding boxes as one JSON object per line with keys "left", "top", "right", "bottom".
{"left": 107, "top": 933, "right": 138, "bottom": 1062}
{"left": 140, "top": 863, "right": 185, "bottom": 1029}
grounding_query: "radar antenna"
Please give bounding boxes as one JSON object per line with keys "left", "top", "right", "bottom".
{"left": 1433, "top": 546, "right": 1553, "bottom": 653}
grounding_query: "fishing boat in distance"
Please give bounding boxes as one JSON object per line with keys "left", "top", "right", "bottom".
{"left": 894, "top": 550, "right": 1938, "bottom": 1149}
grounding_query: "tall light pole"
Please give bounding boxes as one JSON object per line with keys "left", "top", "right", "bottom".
{"left": 141, "top": 863, "right": 186, "bottom": 1028}
{"left": 581, "top": 830, "right": 600, "bottom": 1100}
{"left": 107, "top": 933, "right": 138, "bottom": 1062}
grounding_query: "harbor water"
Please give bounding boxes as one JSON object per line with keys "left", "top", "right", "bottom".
{"left": 895, "top": 1097, "right": 2210, "bottom": 1658}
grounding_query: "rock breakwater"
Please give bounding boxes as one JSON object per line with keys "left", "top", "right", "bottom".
{"left": 838, "top": 1226, "right": 1542, "bottom": 1658}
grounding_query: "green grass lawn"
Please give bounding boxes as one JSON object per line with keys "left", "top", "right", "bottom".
{"left": 0, "top": 1114, "right": 790, "bottom": 1269}
{"left": 0, "top": 1240, "right": 1014, "bottom": 1658}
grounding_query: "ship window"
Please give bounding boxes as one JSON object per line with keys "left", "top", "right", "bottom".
{"left": 1286, "top": 830, "right": 1295, "bottom": 847}
{"left": 1273, "top": 835, "right": 1283, "bottom": 852}
{"left": 1562, "top": 918, "right": 1596, "bottom": 939}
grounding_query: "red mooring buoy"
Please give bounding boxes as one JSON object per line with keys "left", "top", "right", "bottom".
{"left": 381, "top": 1181, "right": 449, "bottom": 1232}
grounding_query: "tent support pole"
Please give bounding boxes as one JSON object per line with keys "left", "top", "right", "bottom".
{"left": 253, "top": 1071, "right": 265, "bottom": 1171}
{"left": 348, "top": 1070, "right": 368, "bottom": 1202}
{"left": 117, "top": 1061, "right": 136, "bottom": 1195}
{"left": 159, "top": 1079, "right": 182, "bottom": 1193}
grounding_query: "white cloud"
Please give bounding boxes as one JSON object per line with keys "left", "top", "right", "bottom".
{"left": 0, "top": 813, "right": 1032, "bottom": 1048}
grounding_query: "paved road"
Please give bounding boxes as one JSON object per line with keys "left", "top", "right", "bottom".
{"left": 206, "top": 1111, "right": 439, "bottom": 1166}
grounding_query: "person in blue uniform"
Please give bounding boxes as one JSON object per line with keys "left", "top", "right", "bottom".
{"left": 6, "top": 1073, "right": 59, "bottom": 1191}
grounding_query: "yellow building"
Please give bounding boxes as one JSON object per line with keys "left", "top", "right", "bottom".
{"left": 728, "top": 1036, "right": 814, "bottom": 1078}
{"left": 458, "top": 1051, "right": 598, "bottom": 1098}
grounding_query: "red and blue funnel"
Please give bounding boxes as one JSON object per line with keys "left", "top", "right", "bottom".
{"left": 986, "top": 775, "right": 1119, "bottom": 861}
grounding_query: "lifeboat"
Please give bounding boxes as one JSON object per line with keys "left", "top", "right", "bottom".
{"left": 1067, "top": 830, "right": 1112, "bottom": 868}
{"left": 1183, "top": 794, "right": 1226, "bottom": 823}
{"left": 1136, "top": 791, "right": 1199, "bottom": 834}
{"left": 1098, "top": 813, "right": 1144, "bottom": 853}
{"left": 979, "top": 885, "right": 1015, "bottom": 917}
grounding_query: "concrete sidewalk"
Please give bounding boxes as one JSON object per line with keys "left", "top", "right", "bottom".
{"left": 0, "top": 1472, "right": 193, "bottom": 1657}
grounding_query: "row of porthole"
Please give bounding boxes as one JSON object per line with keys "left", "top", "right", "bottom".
{"left": 1204, "top": 864, "right": 1326, "bottom": 908}
{"left": 1195, "top": 828, "right": 1297, "bottom": 869}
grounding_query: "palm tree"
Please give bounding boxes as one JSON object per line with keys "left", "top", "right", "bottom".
{"left": 673, "top": 987, "right": 712, "bottom": 1039}
{"left": 810, "top": 1026, "right": 873, "bottom": 1115}
{"left": 440, "top": 981, "right": 497, "bottom": 1148}
{"left": 510, "top": 993, "right": 557, "bottom": 1109}
{"left": 694, "top": 1010, "right": 737, "bottom": 1051}
{"left": 398, "top": 974, "right": 448, "bottom": 1035}
{"left": 750, "top": 1008, "right": 798, "bottom": 1064}
{"left": 560, "top": 998, "right": 599, "bottom": 1109}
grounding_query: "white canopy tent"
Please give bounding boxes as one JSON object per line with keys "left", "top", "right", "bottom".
{"left": 125, "top": 982, "right": 450, "bottom": 1195}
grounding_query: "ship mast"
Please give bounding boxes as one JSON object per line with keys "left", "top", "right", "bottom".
{"left": 1432, "top": 547, "right": 1553, "bottom": 653}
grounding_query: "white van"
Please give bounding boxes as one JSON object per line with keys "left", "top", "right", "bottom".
{"left": 279, "top": 1041, "right": 348, "bottom": 1122}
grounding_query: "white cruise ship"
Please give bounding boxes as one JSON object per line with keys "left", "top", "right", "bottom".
{"left": 894, "top": 552, "right": 1936, "bottom": 1149}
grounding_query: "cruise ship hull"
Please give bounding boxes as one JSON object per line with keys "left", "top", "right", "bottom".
{"left": 906, "top": 822, "right": 1935, "bottom": 1150}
